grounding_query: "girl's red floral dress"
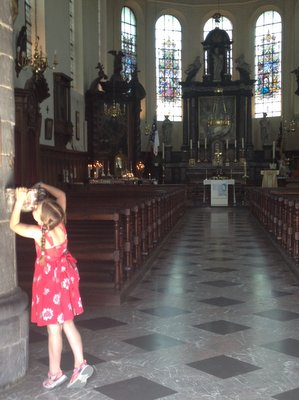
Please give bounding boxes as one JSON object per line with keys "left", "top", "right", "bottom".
{"left": 31, "top": 224, "right": 84, "bottom": 326}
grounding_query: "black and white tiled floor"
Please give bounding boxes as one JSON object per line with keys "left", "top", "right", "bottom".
{"left": 2, "top": 207, "right": 299, "bottom": 399}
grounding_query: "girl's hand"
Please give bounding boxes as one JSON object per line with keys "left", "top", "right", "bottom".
{"left": 15, "top": 187, "right": 28, "bottom": 204}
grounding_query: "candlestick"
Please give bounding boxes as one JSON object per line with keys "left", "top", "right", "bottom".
{"left": 226, "top": 139, "right": 229, "bottom": 150}
{"left": 190, "top": 139, "right": 193, "bottom": 150}
{"left": 88, "top": 164, "right": 92, "bottom": 178}
{"left": 234, "top": 139, "right": 237, "bottom": 148}
{"left": 204, "top": 137, "right": 207, "bottom": 149}
{"left": 197, "top": 140, "right": 200, "bottom": 149}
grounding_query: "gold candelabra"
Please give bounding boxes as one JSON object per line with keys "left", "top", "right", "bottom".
{"left": 16, "top": 35, "right": 58, "bottom": 79}
{"left": 104, "top": 100, "right": 124, "bottom": 119}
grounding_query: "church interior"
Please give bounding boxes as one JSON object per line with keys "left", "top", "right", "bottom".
{"left": 1, "top": 0, "right": 299, "bottom": 398}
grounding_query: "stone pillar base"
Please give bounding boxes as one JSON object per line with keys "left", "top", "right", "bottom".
{"left": 0, "top": 287, "right": 29, "bottom": 389}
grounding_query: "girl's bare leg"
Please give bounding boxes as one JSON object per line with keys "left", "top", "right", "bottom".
{"left": 47, "top": 324, "right": 63, "bottom": 375}
{"left": 63, "top": 320, "right": 84, "bottom": 368}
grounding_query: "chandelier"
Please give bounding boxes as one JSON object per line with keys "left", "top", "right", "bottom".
{"left": 104, "top": 100, "right": 124, "bottom": 118}
{"left": 29, "top": 36, "right": 58, "bottom": 77}
{"left": 207, "top": 87, "right": 231, "bottom": 128}
{"left": 15, "top": 0, "right": 58, "bottom": 79}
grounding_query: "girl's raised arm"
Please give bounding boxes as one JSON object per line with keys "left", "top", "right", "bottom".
{"left": 38, "top": 183, "right": 66, "bottom": 212}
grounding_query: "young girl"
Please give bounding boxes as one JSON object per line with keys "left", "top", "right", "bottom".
{"left": 9, "top": 183, "right": 93, "bottom": 390}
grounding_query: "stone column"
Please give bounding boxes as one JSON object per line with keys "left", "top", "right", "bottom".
{"left": 0, "top": 0, "right": 29, "bottom": 389}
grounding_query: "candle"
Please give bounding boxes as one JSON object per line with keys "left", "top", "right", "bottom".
{"left": 204, "top": 137, "right": 207, "bottom": 149}
{"left": 272, "top": 141, "right": 276, "bottom": 160}
{"left": 234, "top": 139, "right": 237, "bottom": 148}
{"left": 226, "top": 139, "right": 229, "bottom": 149}
{"left": 190, "top": 139, "right": 193, "bottom": 150}
{"left": 242, "top": 138, "right": 244, "bottom": 149}
{"left": 88, "top": 164, "right": 92, "bottom": 178}
{"left": 197, "top": 140, "right": 200, "bottom": 149}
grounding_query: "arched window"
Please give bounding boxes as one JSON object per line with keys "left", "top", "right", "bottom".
{"left": 203, "top": 16, "right": 233, "bottom": 75}
{"left": 254, "top": 10, "right": 282, "bottom": 117}
{"left": 121, "top": 6, "right": 137, "bottom": 81}
{"left": 155, "top": 14, "right": 182, "bottom": 122}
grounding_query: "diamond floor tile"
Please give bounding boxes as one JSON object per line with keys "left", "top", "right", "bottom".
{"left": 194, "top": 319, "right": 251, "bottom": 335}
{"left": 254, "top": 309, "right": 299, "bottom": 321}
{"left": 76, "top": 317, "right": 128, "bottom": 330}
{"left": 187, "top": 355, "right": 261, "bottom": 379}
{"left": 199, "top": 296, "right": 245, "bottom": 307}
{"left": 261, "top": 338, "right": 299, "bottom": 358}
{"left": 123, "top": 333, "right": 185, "bottom": 351}
{"left": 139, "top": 306, "right": 190, "bottom": 318}
{"left": 200, "top": 280, "right": 241, "bottom": 287}
{"left": 273, "top": 387, "right": 299, "bottom": 399}
{"left": 94, "top": 376, "right": 177, "bottom": 400}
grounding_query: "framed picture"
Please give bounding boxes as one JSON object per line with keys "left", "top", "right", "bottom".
{"left": 45, "top": 118, "right": 53, "bottom": 140}
{"left": 75, "top": 111, "right": 80, "bottom": 140}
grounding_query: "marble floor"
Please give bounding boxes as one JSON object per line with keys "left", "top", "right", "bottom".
{"left": 2, "top": 207, "right": 299, "bottom": 400}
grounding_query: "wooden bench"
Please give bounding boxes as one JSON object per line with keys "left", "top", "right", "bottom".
{"left": 247, "top": 187, "right": 299, "bottom": 266}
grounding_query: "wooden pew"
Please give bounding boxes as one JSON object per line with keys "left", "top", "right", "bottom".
{"left": 247, "top": 187, "right": 299, "bottom": 267}
{"left": 66, "top": 184, "right": 187, "bottom": 290}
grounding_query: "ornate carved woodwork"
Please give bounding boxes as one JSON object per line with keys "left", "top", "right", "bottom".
{"left": 53, "top": 73, "right": 73, "bottom": 148}
{"left": 14, "top": 88, "right": 41, "bottom": 186}
{"left": 85, "top": 60, "right": 145, "bottom": 173}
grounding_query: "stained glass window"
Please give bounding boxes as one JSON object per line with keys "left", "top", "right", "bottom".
{"left": 203, "top": 16, "right": 233, "bottom": 75}
{"left": 155, "top": 15, "right": 182, "bottom": 122}
{"left": 254, "top": 11, "right": 281, "bottom": 117}
{"left": 121, "top": 7, "right": 137, "bottom": 81}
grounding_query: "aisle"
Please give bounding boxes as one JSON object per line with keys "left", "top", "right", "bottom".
{"left": 2, "top": 207, "right": 299, "bottom": 400}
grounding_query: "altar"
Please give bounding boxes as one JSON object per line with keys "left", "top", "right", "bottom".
{"left": 203, "top": 179, "right": 236, "bottom": 206}
{"left": 260, "top": 170, "right": 279, "bottom": 188}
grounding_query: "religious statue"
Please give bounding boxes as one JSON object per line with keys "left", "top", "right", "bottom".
{"left": 15, "top": 25, "right": 27, "bottom": 77}
{"left": 260, "top": 112, "right": 271, "bottom": 145}
{"left": 96, "top": 62, "right": 108, "bottom": 81}
{"left": 235, "top": 54, "right": 251, "bottom": 83}
{"left": 128, "top": 67, "right": 146, "bottom": 99}
{"left": 162, "top": 115, "right": 173, "bottom": 145}
{"left": 212, "top": 47, "right": 223, "bottom": 82}
{"left": 114, "top": 149, "right": 126, "bottom": 177}
{"left": 184, "top": 56, "right": 201, "bottom": 83}
{"left": 108, "top": 50, "right": 125, "bottom": 77}
{"left": 291, "top": 66, "right": 299, "bottom": 95}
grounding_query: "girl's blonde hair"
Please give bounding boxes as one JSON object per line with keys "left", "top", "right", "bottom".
{"left": 39, "top": 199, "right": 66, "bottom": 265}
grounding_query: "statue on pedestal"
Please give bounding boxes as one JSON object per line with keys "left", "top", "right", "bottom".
{"left": 260, "top": 112, "right": 271, "bottom": 145}
{"left": 235, "top": 54, "right": 251, "bottom": 84}
{"left": 212, "top": 47, "right": 224, "bottom": 82}
{"left": 162, "top": 115, "right": 173, "bottom": 145}
{"left": 184, "top": 56, "right": 201, "bottom": 84}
